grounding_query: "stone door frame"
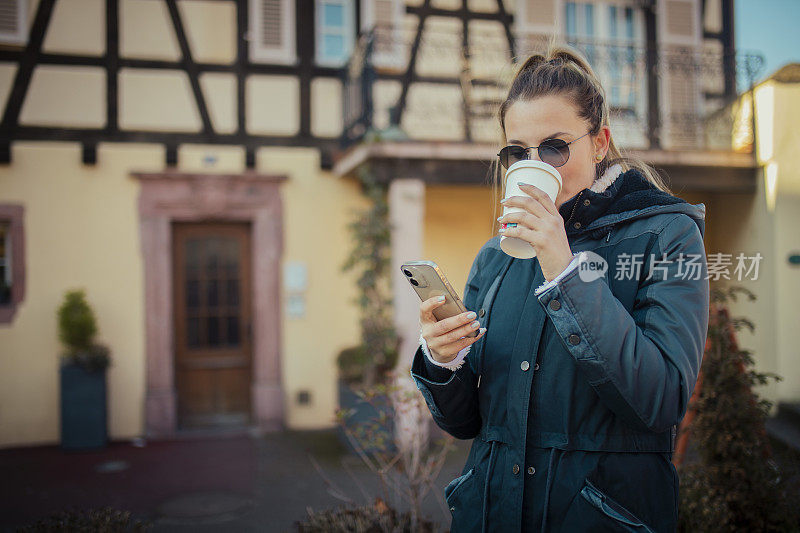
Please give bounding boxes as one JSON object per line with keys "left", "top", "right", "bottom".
{"left": 132, "top": 170, "right": 286, "bottom": 437}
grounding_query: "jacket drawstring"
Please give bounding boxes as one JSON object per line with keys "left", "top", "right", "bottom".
{"left": 540, "top": 447, "right": 562, "bottom": 533}
{"left": 481, "top": 440, "right": 498, "bottom": 533}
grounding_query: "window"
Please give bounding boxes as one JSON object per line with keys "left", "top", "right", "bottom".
{"left": 0, "top": 0, "right": 27, "bottom": 46}
{"left": 249, "top": 0, "right": 296, "bottom": 65}
{"left": 0, "top": 204, "right": 24, "bottom": 324}
{"left": 360, "top": 0, "right": 406, "bottom": 69}
{"left": 316, "top": 0, "right": 355, "bottom": 67}
{"left": 606, "top": 4, "right": 640, "bottom": 110}
{"left": 565, "top": 2, "right": 597, "bottom": 64}
{"left": 564, "top": 1, "right": 645, "bottom": 114}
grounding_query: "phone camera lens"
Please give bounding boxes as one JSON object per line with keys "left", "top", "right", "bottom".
{"left": 403, "top": 269, "right": 412, "bottom": 277}
{"left": 410, "top": 278, "right": 419, "bottom": 286}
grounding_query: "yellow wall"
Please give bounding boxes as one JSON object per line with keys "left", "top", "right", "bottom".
{"left": 698, "top": 78, "right": 800, "bottom": 411}
{"left": 423, "top": 184, "right": 499, "bottom": 294}
{"left": 0, "top": 0, "right": 365, "bottom": 446}
{"left": 0, "top": 141, "right": 370, "bottom": 446}
{"left": 0, "top": 143, "right": 160, "bottom": 447}
{"left": 254, "top": 148, "right": 369, "bottom": 430}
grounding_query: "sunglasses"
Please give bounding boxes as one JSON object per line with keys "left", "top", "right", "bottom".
{"left": 497, "top": 131, "right": 591, "bottom": 170}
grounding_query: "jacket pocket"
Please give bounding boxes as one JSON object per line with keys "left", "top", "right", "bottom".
{"left": 444, "top": 468, "right": 482, "bottom": 532}
{"left": 560, "top": 477, "right": 657, "bottom": 533}
{"left": 444, "top": 468, "right": 474, "bottom": 504}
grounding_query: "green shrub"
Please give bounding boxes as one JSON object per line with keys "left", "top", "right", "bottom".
{"left": 57, "top": 289, "right": 110, "bottom": 372}
{"left": 678, "top": 286, "right": 800, "bottom": 532}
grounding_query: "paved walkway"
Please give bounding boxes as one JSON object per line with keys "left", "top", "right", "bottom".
{"left": 0, "top": 427, "right": 470, "bottom": 532}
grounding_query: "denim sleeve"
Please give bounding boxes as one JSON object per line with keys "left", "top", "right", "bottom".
{"left": 409, "top": 245, "right": 485, "bottom": 440}
{"left": 421, "top": 337, "right": 461, "bottom": 382}
{"left": 536, "top": 215, "right": 709, "bottom": 433}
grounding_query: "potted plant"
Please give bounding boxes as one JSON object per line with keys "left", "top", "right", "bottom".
{"left": 57, "top": 289, "right": 111, "bottom": 450}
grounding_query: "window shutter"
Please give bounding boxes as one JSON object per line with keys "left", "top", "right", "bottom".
{"left": 316, "top": 0, "right": 355, "bottom": 66}
{"left": 658, "top": 0, "right": 702, "bottom": 149}
{"left": 260, "top": 0, "right": 282, "bottom": 48}
{"left": 361, "top": 0, "right": 405, "bottom": 69}
{"left": 250, "top": 0, "right": 296, "bottom": 64}
{"left": 0, "top": 0, "right": 27, "bottom": 46}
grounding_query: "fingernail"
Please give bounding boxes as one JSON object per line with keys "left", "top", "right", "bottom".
{"left": 496, "top": 216, "right": 502, "bottom": 221}
{"left": 479, "top": 328, "right": 487, "bottom": 335}
{"left": 437, "top": 295, "right": 445, "bottom": 301}
{"left": 500, "top": 198, "right": 508, "bottom": 203}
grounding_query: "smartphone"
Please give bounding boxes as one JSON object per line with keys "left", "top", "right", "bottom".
{"left": 400, "top": 260, "right": 478, "bottom": 337}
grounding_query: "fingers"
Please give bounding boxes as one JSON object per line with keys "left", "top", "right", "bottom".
{"left": 419, "top": 295, "right": 448, "bottom": 324}
{"left": 518, "top": 184, "right": 559, "bottom": 216}
{"left": 498, "top": 209, "right": 540, "bottom": 232}
{"left": 438, "top": 314, "right": 483, "bottom": 344}
{"left": 503, "top": 192, "right": 549, "bottom": 219}
{"left": 419, "top": 295, "right": 487, "bottom": 360}
{"left": 443, "top": 327, "right": 486, "bottom": 356}
{"left": 498, "top": 221, "right": 541, "bottom": 245}
{"left": 431, "top": 326, "right": 486, "bottom": 361}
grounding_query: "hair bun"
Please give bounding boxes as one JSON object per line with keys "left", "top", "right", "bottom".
{"left": 517, "top": 53, "right": 548, "bottom": 74}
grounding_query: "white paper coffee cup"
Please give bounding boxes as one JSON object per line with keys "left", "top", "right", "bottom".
{"left": 500, "top": 160, "right": 563, "bottom": 259}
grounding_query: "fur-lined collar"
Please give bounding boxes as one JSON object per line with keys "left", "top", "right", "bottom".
{"left": 557, "top": 165, "right": 687, "bottom": 236}
{"left": 589, "top": 163, "right": 624, "bottom": 193}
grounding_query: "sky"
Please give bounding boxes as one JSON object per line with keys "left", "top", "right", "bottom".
{"left": 735, "top": 0, "right": 800, "bottom": 91}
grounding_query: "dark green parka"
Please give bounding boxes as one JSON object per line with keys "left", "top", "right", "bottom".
{"left": 410, "top": 168, "right": 709, "bottom": 532}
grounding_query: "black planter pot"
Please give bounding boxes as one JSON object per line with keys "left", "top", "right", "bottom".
{"left": 60, "top": 362, "right": 108, "bottom": 450}
{"left": 336, "top": 379, "right": 397, "bottom": 455}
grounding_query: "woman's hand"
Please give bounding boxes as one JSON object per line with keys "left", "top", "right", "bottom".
{"left": 419, "top": 296, "right": 486, "bottom": 363}
{"left": 498, "top": 183, "right": 574, "bottom": 281}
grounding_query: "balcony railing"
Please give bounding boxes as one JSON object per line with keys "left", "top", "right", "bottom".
{"left": 341, "top": 26, "right": 764, "bottom": 154}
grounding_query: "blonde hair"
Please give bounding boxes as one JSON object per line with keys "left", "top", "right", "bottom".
{"left": 490, "top": 40, "right": 669, "bottom": 231}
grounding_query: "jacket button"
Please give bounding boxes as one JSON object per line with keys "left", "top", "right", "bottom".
{"left": 520, "top": 361, "right": 529, "bottom": 371}
{"left": 573, "top": 222, "right": 582, "bottom": 229}
{"left": 583, "top": 199, "right": 590, "bottom": 206}
{"left": 548, "top": 299, "right": 561, "bottom": 311}
{"left": 450, "top": 506, "right": 455, "bottom": 512}
{"left": 568, "top": 334, "right": 581, "bottom": 345}
{"left": 527, "top": 466, "right": 536, "bottom": 475}
{"left": 512, "top": 464, "right": 520, "bottom": 474}
{"left": 478, "top": 308, "right": 485, "bottom": 317}
{"left": 534, "top": 363, "right": 540, "bottom": 371}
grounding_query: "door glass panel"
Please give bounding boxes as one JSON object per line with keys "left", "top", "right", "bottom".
{"left": 207, "top": 315, "right": 220, "bottom": 346}
{"left": 188, "top": 316, "right": 201, "bottom": 347}
{"left": 182, "top": 235, "right": 242, "bottom": 349}
{"left": 186, "top": 279, "right": 200, "bottom": 308}
{"left": 207, "top": 278, "right": 219, "bottom": 307}
{"left": 226, "top": 278, "right": 239, "bottom": 306}
{"left": 226, "top": 315, "right": 239, "bottom": 345}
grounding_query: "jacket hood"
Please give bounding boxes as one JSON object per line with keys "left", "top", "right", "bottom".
{"left": 557, "top": 166, "right": 706, "bottom": 238}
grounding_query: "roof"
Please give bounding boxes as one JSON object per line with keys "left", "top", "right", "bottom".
{"left": 765, "top": 63, "right": 800, "bottom": 84}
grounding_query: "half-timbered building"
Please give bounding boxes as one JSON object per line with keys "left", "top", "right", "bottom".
{"left": 1, "top": 0, "right": 789, "bottom": 447}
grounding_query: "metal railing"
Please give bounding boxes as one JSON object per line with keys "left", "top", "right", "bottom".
{"left": 341, "top": 26, "right": 765, "bottom": 153}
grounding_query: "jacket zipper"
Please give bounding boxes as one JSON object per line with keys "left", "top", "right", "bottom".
{"left": 565, "top": 190, "right": 584, "bottom": 230}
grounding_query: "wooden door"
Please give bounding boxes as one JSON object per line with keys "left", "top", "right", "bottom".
{"left": 173, "top": 222, "right": 252, "bottom": 428}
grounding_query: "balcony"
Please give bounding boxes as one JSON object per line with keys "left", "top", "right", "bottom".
{"left": 335, "top": 26, "right": 765, "bottom": 192}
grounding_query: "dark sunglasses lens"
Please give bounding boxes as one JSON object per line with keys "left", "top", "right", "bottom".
{"left": 499, "top": 146, "right": 527, "bottom": 169}
{"left": 539, "top": 139, "right": 569, "bottom": 167}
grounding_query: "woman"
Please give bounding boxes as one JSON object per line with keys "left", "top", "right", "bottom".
{"left": 410, "top": 44, "right": 709, "bottom": 533}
